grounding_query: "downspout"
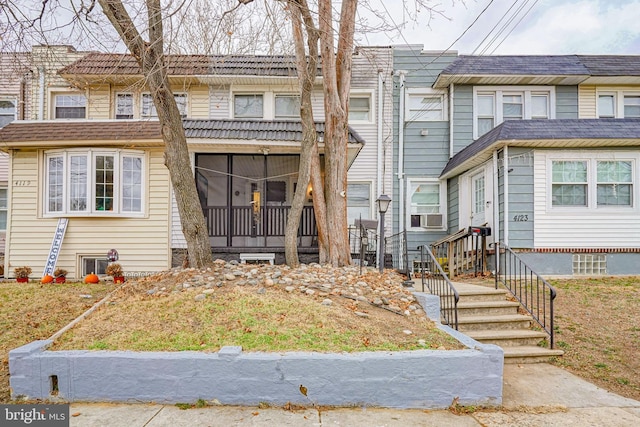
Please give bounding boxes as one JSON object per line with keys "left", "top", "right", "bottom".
{"left": 396, "top": 70, "right": 406, "bottom": 234}
{"left": 38, "top": 67, "right": 45, "bottom": 120}
{"left": 493, "top": 150, "right": 500, "bottom": 274}
{"left": 377, "top": 70, "right": 383, "bottom": 198}
{"left": 503, "top": 145, "right": 509, "bottom": 246}
{"left": 449, "top": 83, "right": 455, "bottom": 158}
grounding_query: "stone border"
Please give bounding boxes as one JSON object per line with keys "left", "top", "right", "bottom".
{"left": 9, "top": 294, "right": 503, "bottom": 409}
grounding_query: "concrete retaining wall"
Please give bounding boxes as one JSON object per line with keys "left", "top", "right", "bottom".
{"left": 9, "top": 294, "right": 503, "bottom": 409}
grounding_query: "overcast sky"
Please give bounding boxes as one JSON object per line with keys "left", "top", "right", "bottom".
{"left": 359, "top": 0, "right": 640, "bottom": 54}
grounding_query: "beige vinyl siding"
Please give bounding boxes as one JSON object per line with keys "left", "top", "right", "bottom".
{"left": 87, "top": 85, "right": 111, "bottom": 119}
{"left": 533, "top": 150, "right": 640, "bottom": 248}
{"left": 0, "top": 52, "right": 31, "bottom": 121}
{"left": 5, "top": 149, "right": 171, "bottom": 280}
{"left": 0, "top": 153, "right": 8, "bottom": 182}
{"left": 29, "top": 46, "right": 88, "bottom": 120}
{"left": 578, "top": 85, "right": 597, "bottom": 118}
{"left": 189, "top": 84, "right": 209, "bottom": 118}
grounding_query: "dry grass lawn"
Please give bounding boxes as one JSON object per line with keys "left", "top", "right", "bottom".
{"left": 0, "top": 281, "right": 110, "bottom": 403}
{"left": 548, "top": 276, "right": 640, "bottom": 401}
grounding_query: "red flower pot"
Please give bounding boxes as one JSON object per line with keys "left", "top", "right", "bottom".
{"left": 55, "top": 276, "right": 66, "bottom": 283}
{"left": 16, "top": 277, "right": 28, "bottom": 283}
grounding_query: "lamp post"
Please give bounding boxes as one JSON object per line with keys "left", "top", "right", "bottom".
{"left": 376, "top": 194, "right": 391, "bottom": 273}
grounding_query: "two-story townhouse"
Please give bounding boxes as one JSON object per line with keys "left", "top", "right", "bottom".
{"left": 426, "top": 54, "right": 640, "bottom": 276}
{"left": 0, "top": 51, "right": 32, "bottom": 261}
{"left": 0, "top": 47, "right": 392, "bottom": 279}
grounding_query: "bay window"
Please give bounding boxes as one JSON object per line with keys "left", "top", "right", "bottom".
{"left": 45, "top": 149, "right": 144, "bottom": 216}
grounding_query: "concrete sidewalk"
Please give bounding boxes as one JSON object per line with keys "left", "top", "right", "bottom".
{"left": 68, "top": 364, "right": 640, "bottom": 426}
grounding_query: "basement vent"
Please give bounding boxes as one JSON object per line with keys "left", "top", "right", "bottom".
{"left": 572, "top": 253, "right": 607, "bottom": 275}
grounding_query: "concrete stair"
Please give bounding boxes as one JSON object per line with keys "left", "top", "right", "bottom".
{"left": 450, "top": 282, "right": 564, "bottom": 364}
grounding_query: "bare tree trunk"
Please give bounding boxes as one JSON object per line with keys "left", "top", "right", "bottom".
{"left": 318, "top": 0, "right": 355, "bottom": 266}
{"left": 99, "top": 0, "right": 212, "bottom": 269}
{"left": 310, "top": 145, "right": 329, "bottom": 263}
{"left": 284, "top": 0, "right": 319, "bottom": 267}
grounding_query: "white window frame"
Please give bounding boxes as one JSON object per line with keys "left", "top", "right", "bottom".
{"left": 0, "top": 187, "right": 7, "bottom": 231}
{"left": 597, "top": 90, "right": 640, "bottom": 118}
{"left": 141, "top": 92, "right": 188, "bottom": 118}
{"left": 346, "top": 181, "right": 373, "bottom": 225}
{"left": 53, "top": 93, "right": 87, "bottom": 119}
{"left": 348, "top": 91, "right": 375, "bottom": 124}
{"left": 406, "top": 178, "right": 447, "bottom": 231}
{"left": 546, "top": 151, "right": 638, "bottom": 212}
{"left": 115, "top": 92, "right": 134, "bottom": 119}
{"left": 0, "top": 96, "right": 18, "bottom": 127}
{"left": 274, "top": 94, "right": 301, "bottom": 119}
{"left": 405, "top": 88, "right": 448, "bottom": 122}
{"left": 473, "top": 86, "right": 556, "bottom": 138}
{"left": 233, "top": 93, "right": 265, "bottom": 119}
{"left": 43, "top": 149, "right": 146, "bottom": 218}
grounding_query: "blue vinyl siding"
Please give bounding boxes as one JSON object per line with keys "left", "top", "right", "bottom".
{"left": 505, "top": 147, "right": 534, "bottom": 248}
{"left": 556, "top": 86, "right": 579, "bottom": 119}
{"left": 452, "top": 85, "right": 474, "bottom": 156}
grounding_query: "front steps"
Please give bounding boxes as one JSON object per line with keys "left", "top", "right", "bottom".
{"left": 450, "top": 282, "right": 564, "bottom": 364}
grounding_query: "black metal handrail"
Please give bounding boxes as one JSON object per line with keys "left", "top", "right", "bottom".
{"left": 494, "top": 242, "right": 557, "bottom": 348}
{"left": 417, "top": 245, "right": 459, "bottom": 330}
{"left": 385, "top": 231, "right": 409, "bottom": 275}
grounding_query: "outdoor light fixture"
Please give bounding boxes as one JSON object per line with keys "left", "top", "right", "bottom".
{"left": 376, "top": 194, "right": 391, "bottom": 273}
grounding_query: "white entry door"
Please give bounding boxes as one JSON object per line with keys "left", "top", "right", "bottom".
{"left": 471, "top": 172, "right": 486, "bottom": 225}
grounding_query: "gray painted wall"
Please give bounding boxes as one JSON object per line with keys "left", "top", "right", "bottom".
{"left": 9, "top": 294, "right": 504, "bottom": 409}
{"left": 505, "top": 147, "right": 535, "bottom": 249}
{"left": 392, "top": 47, "right": 457, "bottom": 262}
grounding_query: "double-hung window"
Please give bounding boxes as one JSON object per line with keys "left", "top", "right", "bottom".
{"left": 408, "top": 180, "right": 445, "bottom": 229}
{"left": 234, "top": 94, "right": 263, "bottom": 118}
{"left": 474, "top": 87, "right": 553, "bottom": 138}
{"left": 347, "top": 182, "right": 371, "bottom": 225}
{"left": 597, "top": 91, "right": 640, "bottom": 118}
{"left": 142, "top": 93, "right": 187, "bottom": 118}
{"left": 406, "top": 91, "right": 446, "bottom": 121}
{"left": 0, "top": 187, "right": 7, "bottom": 230}
{"left": 115, "top": 93, "right": 134, "bottom": 119}
{"left": 274, "top": 95, "right": 300, "bottom": 119}
{"left": 348, "top": 96, "right": 372, "bottom": 121}
{"left": 54, "top": 94, "right": 86, "bottom": 119}
{"left": 45, "top": 149, "right": 144, "bottom": 216}
{"left": 0, "top": 98, "right": 17, "bottom": 127}
{"left": 550, "top": 157, "right": 633, "bottom": 208}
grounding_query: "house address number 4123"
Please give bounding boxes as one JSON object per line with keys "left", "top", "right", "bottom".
{"left": 14, "top": 180, "right": 32, "bottom": 186}
{"left": 513, "top": 214, "right": 529, "bottom": 222}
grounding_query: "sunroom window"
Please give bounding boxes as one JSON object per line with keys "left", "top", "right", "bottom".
{"left": 45, "top": 150, "right": 144, "bottom": 216}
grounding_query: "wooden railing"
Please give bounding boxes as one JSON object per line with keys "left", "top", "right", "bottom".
{"left": 430, "top": 227, "right": 490, "bottom": 278}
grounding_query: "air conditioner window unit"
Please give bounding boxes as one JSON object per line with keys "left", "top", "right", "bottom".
{"left": 420, "top": 213, "right": 443, "bottom": 228}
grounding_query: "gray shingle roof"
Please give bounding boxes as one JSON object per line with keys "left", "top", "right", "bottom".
{"left": 577, "top": 55, "right": 640, "bottom": 76}
{"left": 441, "top": 119, "right": 640, "bottom": 178}
{"left": 440, "top": 55, "right": 589, "bottom": 75}
{"left": 184, "top": 119, "right": 364, "bottom": 144}
{"left": 0, "top": 119, "right": 364, "bottom": 145}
